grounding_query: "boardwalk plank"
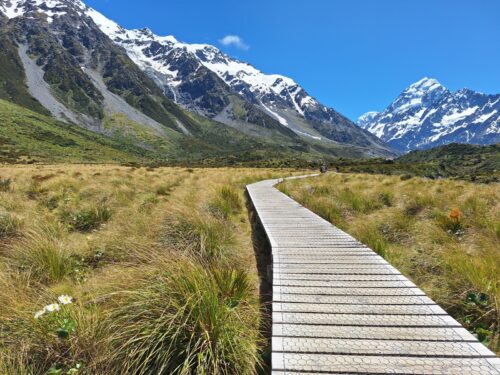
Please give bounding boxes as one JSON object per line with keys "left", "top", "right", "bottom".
{"left": 246, "top": 176, "right": 499, "bottom": 374}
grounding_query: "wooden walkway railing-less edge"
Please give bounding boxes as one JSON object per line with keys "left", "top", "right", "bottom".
{"left": 246, "top": 175, "right": 500, "bottom": 375}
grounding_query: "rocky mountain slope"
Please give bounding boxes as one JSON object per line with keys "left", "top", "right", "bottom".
{"left": 0, "top": 0, "right": 394, "bottom": 160}
{"left": 88, "top": 4, "right": 391, "bottom": 152}
{"left": 358, "top": 78, "right": 499, "bottom": 153}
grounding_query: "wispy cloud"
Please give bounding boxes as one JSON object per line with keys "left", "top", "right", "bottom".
{"left": 219, "top": 35, "right": 249, "bottom": 50}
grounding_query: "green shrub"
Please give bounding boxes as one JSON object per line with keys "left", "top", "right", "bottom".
{"left": 106, "top": 264, "right": 261, "bottom": 374}
{"left": 432, "top": 209, "right": 465, "bottom": 235}
{"left": 60, "top": 205, "right": 112, "bottom": 232}
{"left": 0, "top": 177, "right": 12, "bottom": 192}
{"left": 353, "top": 224, "right": 388, "bottom": 257}
{"left": 41, "top": 196, "right": 59, "bottom": 211}
{"left": 0, "top": 211, "right": 20, "bottom": 238}
{"left": 7, "top": 300, "right": 103, "bottom": 374}
{"left": 308, "top": 200, "right": 344, "bottom": 227}
{"left": 311, "top": 186, "right": 331, "bottom": 196}
{"left": 155, "top": 180, "right": 181, "bottom": 196}
{"left": 25, "top": 182, "right": 47, "bottom": 200}
{"left": 219, "top": 186, "right": 242, "bottom": 212}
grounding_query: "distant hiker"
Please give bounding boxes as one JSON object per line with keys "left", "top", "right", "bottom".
{"left": 320, "top": 163, "right": 328, "bottom": 174}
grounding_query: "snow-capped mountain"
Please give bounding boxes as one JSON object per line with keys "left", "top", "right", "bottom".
{"left": 78, "top": 2, "right": 390, "bottom": 151}
{"left": 0, "top": 0, "right": 395, "bottom": 157}
{"left": 358, "top": 78, "right": 499, "bottom": 153}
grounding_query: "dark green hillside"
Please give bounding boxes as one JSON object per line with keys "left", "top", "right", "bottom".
{"left": 0, "top": 30, "right": 49, "bottom": 115}
{"left": 0, "top": 99, "right": 150, "bottom": 163}
{"left": 333, "top": 143, "right": 500, "bottom": 183}
{"left": 399, "top": 143, "right": 500, "bottom": 167}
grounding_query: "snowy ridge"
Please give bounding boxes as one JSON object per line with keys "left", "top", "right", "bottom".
{"left": 87, "top": 18, "right": 321, "bottom": 124}
{"left": 1, "top": 0, "right": 84, "bottom": 22}
{"left": 0, "top": 0, "right": 394, "bottom": 153}
{"left": 75, "top": 6, "right": 349, "bottom": 141}
{"left": 358, "top": 78, "right": 500, "bottom": 152}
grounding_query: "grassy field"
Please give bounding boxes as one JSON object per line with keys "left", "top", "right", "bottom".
{"left": 279, "top": 173, "right": 500, "bottom": 353}
{"left": 0, "top": 165, "right": 300, "bottom": 374}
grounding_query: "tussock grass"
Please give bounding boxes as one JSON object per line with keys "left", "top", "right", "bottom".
{"left": 0, "top": 165, "right": 299, "bottom": 374}
{"left": 208, "top": 186, "right": 243, "bottom": 219}
{"left": 105, "top": 262, "right": 260, "bottom": 374}
{"left": 0, "top": 178, "right": 12, "bottom": 192}
{"left": 281, "top": 173, "right": 500, "bottom": 353}
{"left": 60, "top": 204, "right": 112, "bottom": 232}
{"left": 163, "top": 212, "right": 237, "bottom": 263}
{"left": 7, "top": 231, "right": 75, "bottom": 284}
{"left": 0, "top": 211, "right": 20, "bottom": 238}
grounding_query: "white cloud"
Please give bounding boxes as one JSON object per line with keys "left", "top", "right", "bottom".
{"left": 219, "top": 35, "right": 249, "bottom": 50}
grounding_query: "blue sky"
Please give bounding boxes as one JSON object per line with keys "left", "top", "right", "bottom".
{"left": 85, "top": 0, "right": 500, "bottom": 121}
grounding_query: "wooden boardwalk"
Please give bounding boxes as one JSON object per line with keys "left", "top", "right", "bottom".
{"left": 247, "top": 176, "right": 500, "bottom": 375}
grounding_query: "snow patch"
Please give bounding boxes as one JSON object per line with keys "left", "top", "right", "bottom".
{"left": 261, "top": 103, "right": 288, "bottom": 126}
{"left": 473, "top": 110, "right": 497, "bottom": 123}
{"left": 438, "top": 106, "right": 478, "bottom": 127}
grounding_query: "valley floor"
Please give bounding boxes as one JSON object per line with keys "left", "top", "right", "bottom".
{"left": 1, "top": 166, "right": 498, "bottom": 374}
{"left": 0, "top": 165, "right": 300, "bottom": 374}
{"left": 279, "top": 173, "right": 500, "bottom": 354}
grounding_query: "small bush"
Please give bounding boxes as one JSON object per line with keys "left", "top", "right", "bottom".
{"left": 400, "top": 174, "right": 413, "bottom": 181}
{"left": 433, "top": 209, "right": 465, "bottom": 235}
{"left": 355, "top": 224, "right": 388, "bottom": 257}
{"left": 0, "top": 212, "right": 20, "bottom": 238}
{"left": 106, "top": 263, "right": 261, "bottom": 374}
{"left": 60, "top": 205, "right": 112, "bottom": 232}
{"left": 41, "top": 196, "right": 59, "bottom": 211}
{"left": 0, "top": 177, "right": 12, "bottom": 192}
{"left": 155, "top": 180, "right": 181, "bottom": 197}
{"left": 311, "top": 186, "right": 331, "bottom": 196}
{"left": 339, "top": 188, "right": 381, "bottom": 214}
{"left": 309, "top": 200, "right": 344, "bottom": 227}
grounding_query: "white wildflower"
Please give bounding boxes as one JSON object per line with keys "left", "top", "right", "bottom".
{"left": 34, "top": 310, "right": 45, "bottom": 319}
{"left": 45, "top": 303, "right": 60, "bottom": 312}
{"left": 57, "top": 295, "right": 73, "bottom": 305}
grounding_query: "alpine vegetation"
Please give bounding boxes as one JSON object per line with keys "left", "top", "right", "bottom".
{"left": 0, "top": 165, "right": 293, "bottom": 374}
{"left": 280, "top": 173, "right": 500, "bottom": 353}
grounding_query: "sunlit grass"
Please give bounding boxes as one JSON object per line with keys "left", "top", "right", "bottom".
{"left": 0, "top": 165, "right": 298, "bottom": 374}
{"left": 280, "top": 173, "right": 500, "bottom": 353}
{"left": 105, "top": 261, "right": 261, "bottom": 374}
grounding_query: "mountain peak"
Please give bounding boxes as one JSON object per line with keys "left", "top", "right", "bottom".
{"left": 389, "top": 77, "right": 448, "bottom": 114}
{"left": 408, "top": 77, "right": 443, "bottom": 92}
{"left": 0, "top": 0, "right": 85, "bottom": 19}
{"left": 357, "top": 78, "right": 499, "bottom": 153}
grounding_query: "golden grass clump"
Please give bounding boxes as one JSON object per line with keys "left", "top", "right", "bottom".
{"left": 104, "top": 261, "right": 261, "bottom": 374}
